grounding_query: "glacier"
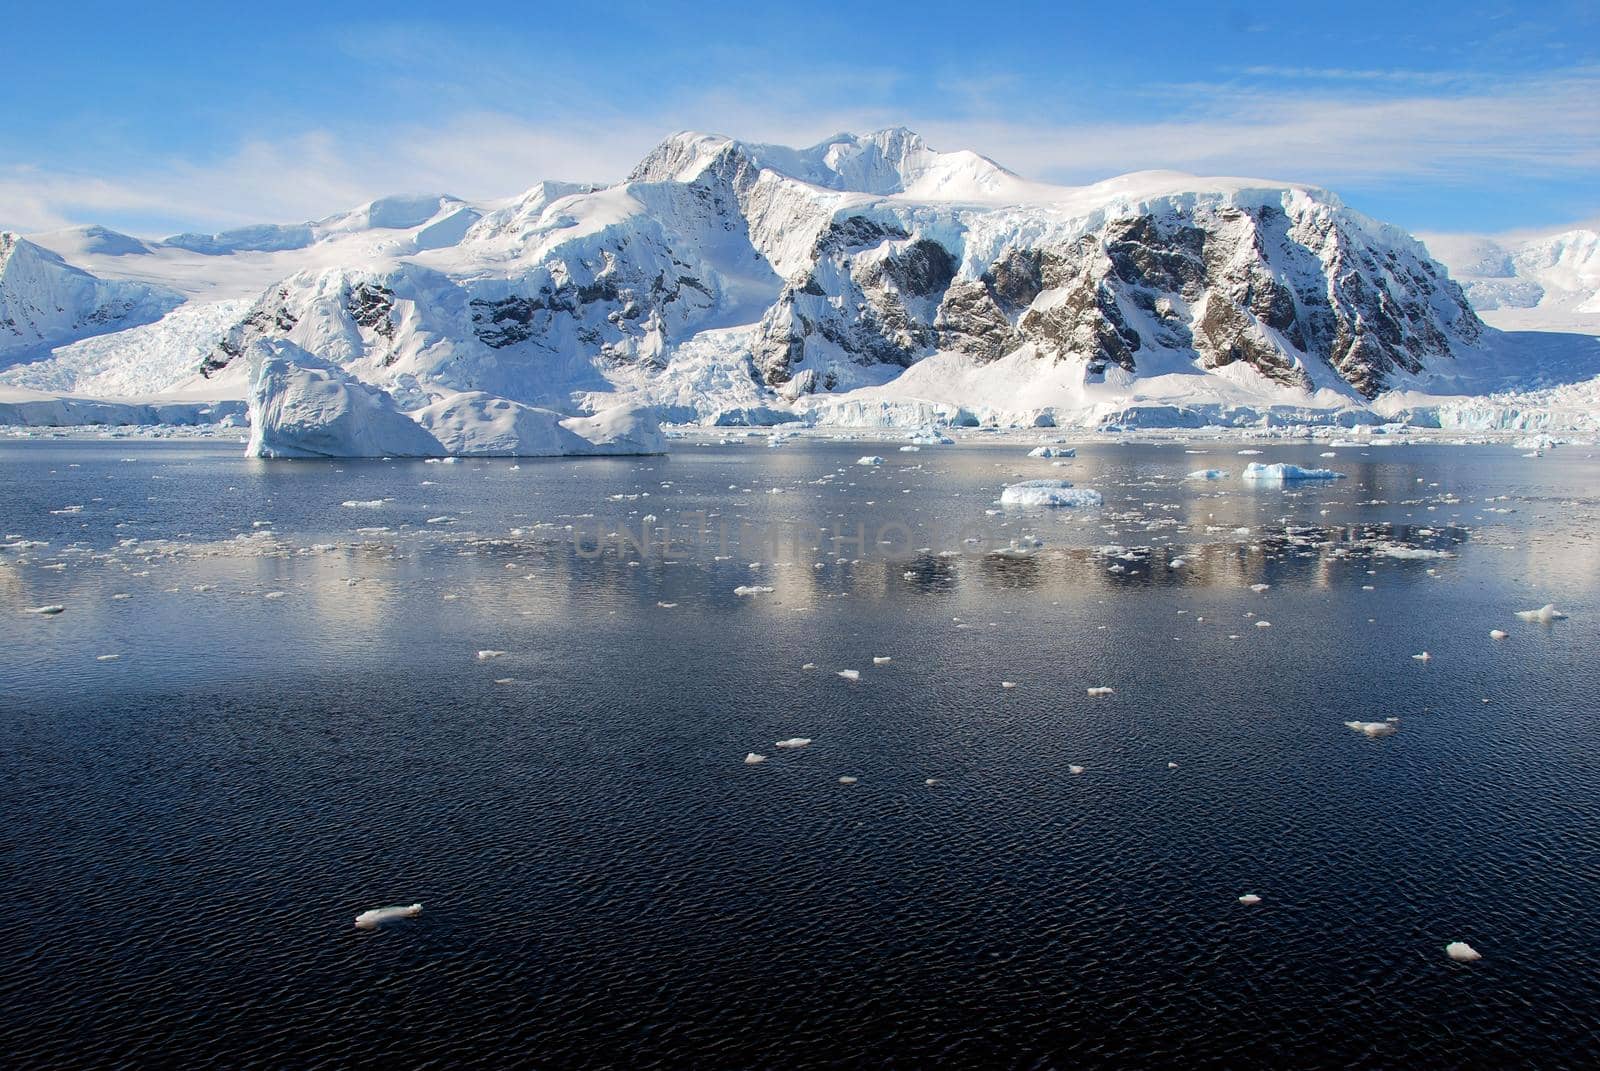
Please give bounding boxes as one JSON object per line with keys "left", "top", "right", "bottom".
{"left": 5, "top": 127, "right": 1600, "bottom": 452}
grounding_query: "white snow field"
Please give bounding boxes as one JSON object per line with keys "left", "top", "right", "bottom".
{"left": 5, "top": 128, "right": 1600, "bottom": 450}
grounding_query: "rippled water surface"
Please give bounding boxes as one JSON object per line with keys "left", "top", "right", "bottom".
{"left": 3, "top": 436, "right": 1599, "bottom": 1069}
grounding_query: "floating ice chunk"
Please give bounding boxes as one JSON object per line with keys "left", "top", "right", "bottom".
{"left": 801, "top": 662, "right": 816, "bottom": 670}
{"left": 24, "top": 605, "right": 65, "bottom": 615}
{"left": 734, "top": 585, "right": 775, "bottom": 596}
{"left": 96, "top": 654, "right": 121, "bottom": 662}
{"left": 856, "top": 456, "right": 885, "bottom": 466}
{"left": 1000, "top": 480, "right": 1103, "bottom": 508}
{"left": 1237, "top": 449, "right": 1262, "bottom": 455}
{"left": 1086, "top": 687, "right": 1114, "bottom": 697}
{"left": 112, "top": 593, "right": 131, "bottom": 600}
{"left": 1344, "top": 720, "right": 1398, "bottom": 738}
{"left": 924, "top": 778, "right": 942, "bottom": 786}
{"left": 1514, "top": 604, "right": 1567, "bottom": 623}
{"left": 872, "top": 656, "right": 892, "bottom": 665}
{"left": 1028, "top": 446, "right": 1075, "bottom": 458}
{"left": 656, "top": 601, "right": 677, "bottom": 608}
{"left": 1068, "top": 765, "right": 1086, "bottom": 775}
{"left": 1412, "top": 652, "right": 1431, "bottom": 661}
{"left": 475, "top": 649, "right": 506, "bottom": 661}
{"left": 899, "top": 445, "right": 921, "bottom": 452}
{"left": 354, "top": 903, "right": 422, "bottom": 929}
{"left": 838, "top": 669, "right": 861, "bottom": 681}
{"left": 1242, "top": 463, "right": 1345, "bottom": 482}
{"left": 1187, "top": 469, "right": 1229, "bottom": 480}
{"left": 838, "top": 776, "right": 858, "bottom": 784}
{"left": 1445, "top": 941, "right": 1482, "bottom": 962}
{"left": 1256, "top": 621, "right": 1272, "bottom": 628}
{"left": 775, "top": 737, "right": 811, "bottom": 749}
{"left": 342, "top": 499, "right": 386, "bottom": 509}
{"left": 744, "top": 753, "right": 767, "bottom": 765}
{"left": 1489, "top": 629, "right": 1508, "bottom": 640}
{"left": 264, "top": 591, "right": 286, "bottom": 600}
{"left": 1001, "top": 681, "right": 1017, "bottom": 689}
{"left": 1167, "top": 762, "right": 1180, "bottom": 769}
{"left": 1250, "top": 583, "right": 1270, "bottom": 593}
{"left": 1238, "top": 894, "right": 1262, "bottom": 905}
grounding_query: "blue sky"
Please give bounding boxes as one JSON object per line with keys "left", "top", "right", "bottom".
{"left": 2, "top": 1, "right": 1596, "bottom": 237}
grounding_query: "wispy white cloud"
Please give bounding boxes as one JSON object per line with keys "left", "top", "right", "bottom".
{"left": 3, "top": 66, "right": 1596, "bottom": 236}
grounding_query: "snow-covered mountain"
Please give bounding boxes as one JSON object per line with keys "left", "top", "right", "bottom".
{"left": 0, "top": 233, "right": 179, "bottom": 363}
{"left": 4, "top": 128, "right": 1598, "bottom": 435}
{"left": 1423, "top": 228, "right": 1600, "bottom": 334}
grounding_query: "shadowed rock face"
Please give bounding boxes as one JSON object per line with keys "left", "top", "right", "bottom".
{"left": 754, "top": 198, "right": 1482, "bottom": 398}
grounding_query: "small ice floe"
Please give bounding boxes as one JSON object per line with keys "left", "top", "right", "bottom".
{"left": 112, "top": 593, "right": 131, "bottom": 600}
{"left": 1028, "top": 446, "right": 1075, "bottom": 458}
{"left": 493, "top": 678, "right": 520, "bottom": 685}
{"left": 341, "top": 499, "right": 386, "bottom": 509}
{"left": 476, "top": 649, "right": 507, "bottom": 661}
{"left": 1187, "top": 469, "right": 1229, "bottom": 480}
{"left": 1086, "top": 686, "right": 1114, "bottom": 697}
{"left": 1068, "top": 765, "right": 1086, "bottom": 775}
{"left": 96, "top": 654, "right": 121, "bottom": 662}
{"left": 1168, "top": 762, "right": 1180, "bottom": 769}
{"left": 1238, "top": 894, "right": 1262, "bottom": 906}
{"left": 1000, "top": 480, "right": 1103, "bottom": 508}
{"left": 1320, "top": 451, "right": 1337, "bottom": 458}
{"left": 925, "top": 778, "right": 942, "bottom": 786}
{"left": 733, "top": 585, "right": 775, "bottom": 596}
{"left": 1514, "top": 604, "right": 1567, "bottom": 623}
{"left": 656, "top": 601, "right": 677, "bottom": 609}
{"left": 838, "top": 776, "right": 858, "bottom": 784}
{"left": 775, "top": 737, "right": 811, "bottom": 749}
{"left": 1489, "top": 629, "right": 1508, "bottom": 640}
{"left": 838, "top": 669, "right": 861, "bottom": 681}
{"left": 1237, "top": 449, "right": 1262, "bottom": 455}
{"left": 1255, "top": 621, "right": 1272, "bottom": 628}
{"left": 1250, "top": 583, "right": 1270, "bottom": 593}
{"left": 744, "top": 753, "right": 767, "bottom": 765}
{"left": 872, "top": 656, "right": 892, "bottom": 665}
{"left": 1001, "top": 681, "right": 1017, "bottom": 689}
{"left": 1242, "top": 463, "right": 1345, "bottom": 482}
{"left": 263, "top": 591, "right": 287, "bottom": 600}
{"left": 899, "top": 445, "right": 921, "bottom": 452}
{"left": 1445, "top": 941, "right": 1482, "bottom": 963}
{"left": 801, "top": 662, "right": 816, "bottom": 670}
{"left": 354, "top": 903, "right": 422, "bottom": 929}
{"left": 856, "top": 456, "right": 885, "bottom": 466}
{"left": 1344, "top": 720, "right": 1398, "bottom": 738}
{"left": 1412, "top": 652, "right": 1432, "bottom": 661}
{"left": 24, "top": 605, "right": 65, "bottom": 615}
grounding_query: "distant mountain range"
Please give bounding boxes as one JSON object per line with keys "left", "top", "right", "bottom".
{"left": 3, "top": 128, "right": 1597, "bottom": 432}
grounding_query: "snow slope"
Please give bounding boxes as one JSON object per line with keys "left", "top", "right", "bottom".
{"left": 1424, "top": 228, "right": 1600, "bottom": 334}
{"left": 0, "top": 234, "right": 180, "bottom": 364}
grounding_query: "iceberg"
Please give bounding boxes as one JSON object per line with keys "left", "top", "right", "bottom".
{"left": 1000, "top": 480, "right": 1104, "bottom": 508}
{"left": 245, "top": 342, "right": 666, "bottom": 459}
{"left": 1514, "top": 603, "right": 1567, "bottom": 623}
{"left": 245, "top": 342, "right": 445, "bottom": 459}
{"left": 414, "top": 392, "right": 665, "bottom": 457}
{"left": 1344, "top": 720, "right": 1398, "bottom": 738}
{"left": 1241, "top": 463, "right": 1346, "bottom": 482}
{"left": 1028, "top": 446, "right": 1075, "bottom": 458}
{"left": 1445, "top": 941, "right": 1482, "bottom": 963}
{"left": 354, "top": 903, "right": 422, "bottom": 929}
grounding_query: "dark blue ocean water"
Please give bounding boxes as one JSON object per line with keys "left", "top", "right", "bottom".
{"left": 3, "top": 436, "right": 1598, "bottom": 1069}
